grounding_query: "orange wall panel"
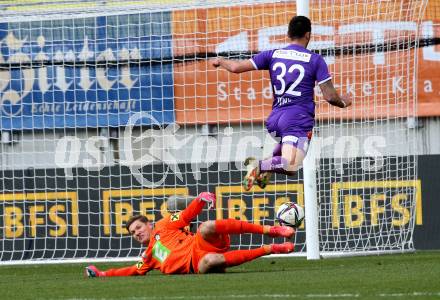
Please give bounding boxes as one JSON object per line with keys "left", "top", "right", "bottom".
{"left": 173, "top": 61, "right": 272, "bottom": 124}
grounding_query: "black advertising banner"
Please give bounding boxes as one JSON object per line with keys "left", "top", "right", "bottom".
{"left": 0, "top": 156, "right": 439, "bottom": 262}
{"left": 414, "top": 155, "right": 440, "bottom": 249}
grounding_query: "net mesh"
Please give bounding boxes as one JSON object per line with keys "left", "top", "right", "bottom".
{"left": 311, "top": 0, "right": 426, "bottom": 254}
{"left": 0, "top": 0, "right": 428, "bottom": 263}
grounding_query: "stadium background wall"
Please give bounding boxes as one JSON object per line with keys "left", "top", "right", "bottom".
{"left": 0, "top": 155, "right": 439, "bottom": 261}
{"left": 1, "top": 3, "right": 440, "bottom": 131}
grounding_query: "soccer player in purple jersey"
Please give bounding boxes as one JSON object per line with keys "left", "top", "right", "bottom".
{"left": 212, "top": 16, "right": 352, "bottom": 190}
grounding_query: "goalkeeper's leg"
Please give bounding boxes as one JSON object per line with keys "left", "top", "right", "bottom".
{"left": 199, "top": 219, "right": 295, "bottom": 244}
{"left": 197, "top": 243, "right": 294, "bottom": 274}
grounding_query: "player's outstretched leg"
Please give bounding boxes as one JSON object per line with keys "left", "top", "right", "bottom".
{"left": 247, "top": 143, "right": 303, "bottom": 191}
{"left": 270, "top": 242, "right": 295, "bottom": 254}
{"left": 256, "top": 142, "right": 282, "bottom": 189}
{"left": 268, "top": 225, "right": 295, "bottom": 238}
{"left": 200, "top": 219, "right": 295, "bottom": 239}
{"left": 222, "top": 243, "right": 295, "bottom": 266}
{"left": 197, "top": 242, "right": 295, "bottom": 273}
{"left": 243, "top": 157, "right": 260, "bottom": 191}
{"left": 258, "top": 143, "right": 306, "bottom": 186}
{"left": 256, "top": 172, "right": 272, "bottom": 189}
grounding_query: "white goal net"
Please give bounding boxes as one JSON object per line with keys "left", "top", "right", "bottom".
{"left": 0, "top": 0, "right": 427, "bottom": 264}
{"left": 310, "top": 0, "right": 427, "bottom": 256}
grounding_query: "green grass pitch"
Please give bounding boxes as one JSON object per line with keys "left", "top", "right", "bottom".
{"left": 0, "top": 251, "right": 439, "bottom": 300}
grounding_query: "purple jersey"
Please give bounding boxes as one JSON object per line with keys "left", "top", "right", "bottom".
{"left": 250, "top": 44, "right": 331, "bottom": 114}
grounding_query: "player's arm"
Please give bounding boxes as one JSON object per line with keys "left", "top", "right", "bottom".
{"left": 319, "top": 79, "right": 352, "bottom": 108}
{"left": 212, "top": 57, "right": 255, "bottom": 73}
{"left": 86, "top": 261, "right": 150, "bottom": 277}
{"left": 166, "top": 192, "right": 216, "bottom": 229}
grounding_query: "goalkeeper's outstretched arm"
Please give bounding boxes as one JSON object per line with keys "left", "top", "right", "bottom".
{"left": 86, "top": 263, "right": 150, "bottom": 277}
{"left": 166, "top": 192, "right": 216, "bottom": 229}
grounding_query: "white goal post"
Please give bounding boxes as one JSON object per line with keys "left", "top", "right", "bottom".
{"left": 0, "top": 0, "right": 428, "bottom": 265}
{"left": 298, "top": 0, "right": 320, "bottom": 261}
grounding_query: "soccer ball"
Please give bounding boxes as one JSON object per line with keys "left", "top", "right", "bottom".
{"left": 276, "top": 202, "right": 305, "bottom": 228}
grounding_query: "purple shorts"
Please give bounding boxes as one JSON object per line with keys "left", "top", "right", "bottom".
{"left": 265, "top": 108, "right": 313, "bottom": 153}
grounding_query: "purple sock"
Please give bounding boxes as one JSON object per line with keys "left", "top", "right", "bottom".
{"left": 272, "top": 143, "right": 282, "bottom": 157}
{"left": 259, "top": 156, "right": 294, "bottom": 175}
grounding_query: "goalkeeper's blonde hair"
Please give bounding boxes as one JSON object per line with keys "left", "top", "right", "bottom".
{"left": 125, "top": 215, "right": 149, "bottom": 233}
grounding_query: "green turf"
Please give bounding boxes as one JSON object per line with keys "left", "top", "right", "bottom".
{"left": 0, "top": 251, "right": 439, "bottom": 300}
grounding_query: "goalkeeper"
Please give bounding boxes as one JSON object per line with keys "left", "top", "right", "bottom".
{"left": 85, "top": 192, "right": 294, "bottom": 277}
{"left": 212, "top": 16, "right": 352, "bottom": 190}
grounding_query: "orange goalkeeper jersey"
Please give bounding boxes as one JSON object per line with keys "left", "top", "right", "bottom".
{"left": 104, "top": 197, "right": 206, "bottom": 276}
{"left": 139, "top": 212, "right": 197, "bottom": 274}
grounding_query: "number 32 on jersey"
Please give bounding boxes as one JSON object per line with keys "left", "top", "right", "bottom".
{"left": 272, "top": 62, "right": 305, "bottom": 97}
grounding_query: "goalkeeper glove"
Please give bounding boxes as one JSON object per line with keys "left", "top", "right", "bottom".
{"left": 198, "top": 192, "right": 216, "bottom": 209}
{"left": 85, "top": 265, "right": 105, "bottom": 278}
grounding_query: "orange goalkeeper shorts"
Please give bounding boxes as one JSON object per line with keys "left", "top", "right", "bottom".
{"left": 191, "top": 229, "right": 231, "bottom": 273}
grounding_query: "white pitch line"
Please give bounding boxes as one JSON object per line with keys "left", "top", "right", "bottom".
{"left": 378, "top": 292, "right": 440, "bottom": 297}
{"left": 60, "top": 291, "right": 440, "bottom": 300}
